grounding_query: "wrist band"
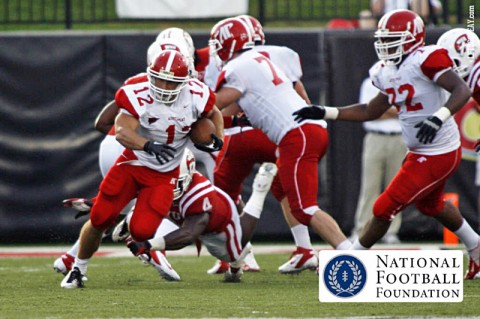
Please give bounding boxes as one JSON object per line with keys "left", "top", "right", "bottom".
{"left": 433, "top": 107, "right": 451, "bottom": 123}
{"left": 324, "top": 107, "right": 339, "bottom": 120}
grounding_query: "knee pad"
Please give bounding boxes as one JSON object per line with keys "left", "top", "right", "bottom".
{"left": 90, "top": 195, "right": 118, "bottom": 231}
{"left": 373, "top": 192, "right": 403, "bottom": 221}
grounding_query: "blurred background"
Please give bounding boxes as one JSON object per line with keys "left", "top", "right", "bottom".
{"left": 0, "top": 0, "right": 479, "bottom": 244}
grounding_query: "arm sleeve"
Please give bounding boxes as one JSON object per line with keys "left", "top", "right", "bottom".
{"left": 115, "top": 88, "right": 139, "bottom": 118}
{"left": 420, "top": 48, "right": 454, "bottom": 81}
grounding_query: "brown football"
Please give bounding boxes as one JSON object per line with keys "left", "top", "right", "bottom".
{"left": 189, "top": 118, "right": 215, "bottom": 145}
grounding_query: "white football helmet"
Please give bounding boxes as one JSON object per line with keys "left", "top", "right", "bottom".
{"left": 437, "top": 28, "right": 480, "bottom": 78}
{"left": 173, "top": 148, "right": 196, "bottom": 200}
{"left": 156, "top": 27, "right": 195, "bottom": 59}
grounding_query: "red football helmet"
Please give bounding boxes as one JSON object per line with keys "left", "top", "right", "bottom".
{"left": 374, "top": 9, "right": 425, "bottom": 65}
{"left": 209, "top": 17, "right": 255, "bottom": 62}
{"left": 237, "top": 15, "right": 265, "bottom": 45}
{"left": 147, "top": 50, "right": 189, "bottom": 104}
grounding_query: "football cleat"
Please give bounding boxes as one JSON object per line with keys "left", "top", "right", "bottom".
{"left": 60, "top": 267, "right": 85, "bottom": 289}
{"left": 207, "top": 260, "right": 230, "bottom": 274}
{"left": 111, "top": 217, "right": 130, "bottom": 243}
{"left": 139, "top": 251, "right": 181, "bottom": 281}
{"left": 278, "top": 247, "right": 318, "bottom": 274}
{"left": 53, "top": 253, "right": 75, "bottom": 276}
{"left": 252, "top": 162, "right": 278, "bottom": 193}
{"left": 223, "top": 267, "right": 243, "bottom": 283}
{"left": 465, "top": 238, "right": 480, "bottom": 280}
{"left": 242, "top": 249, "right": 260, "bottom": 272}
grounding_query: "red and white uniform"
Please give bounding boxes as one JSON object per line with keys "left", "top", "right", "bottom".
{"left": 214, "top": 45, "right": 309, "bottom": 203}
{"left": 466, "top": 55, "right": 480, "bottom": 105}
{"left": 90, "top": 78, "right": 215, "bottom": 242}
{"left": 98, "top": 73, "right": 148, "bottom": 177}
{"left": 217, "top": 49, "right": 327, "bottom": 225}
{"left": 370, "top": 45, "right": 459, "bottom": 155}
{"left": 169, "top": 172, "right": 243, "bottom": 262}
{"left": 369, "top": 45, "right": 462, "bottom": 220}
{"left": 465, "top": 56, "right": 480, "bottom": 187}
{"left": 116, "top": 78, "right": 214, "bottom": 171}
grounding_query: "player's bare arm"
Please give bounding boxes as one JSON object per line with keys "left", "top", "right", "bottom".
{"left": 435, "top": 69, "right": 471, "bottom": 115}
{"left": 293, "top": 91, "right": 390, "bottom": 122}
{"left": 128, "top": 213, "right": 210, "bottom": 254}
{"left": 162, "top": 213, "right": 210, "bottom": 250}
{"left": 214, "top": 87, "right": 242, "bottom": 110}
{"left": 114, "top": 113, "right": 147, "bottom": 150}
{"left": 94, "top": 100, "right": 119, "bottom": 135}
{"left": 220, "top": 103, "right": 242, "bottom": 116}
{"left": 294, "top": 80, "right": 311, "bottom": 105}
{"left": 338, "top": 92, "right": 392, "bottom": 121}
{"left": 203, "top": 105, "right": 225, "bottom": 141}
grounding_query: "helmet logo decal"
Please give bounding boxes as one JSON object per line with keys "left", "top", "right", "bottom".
{"left": 454, "top": 34, "right": 469, "bottom": 54}
{"left": 218, "top": 23, "right": 234, "bottom": 43}
{"left": 412, "top": 17, "right": 423, "bottom": 36}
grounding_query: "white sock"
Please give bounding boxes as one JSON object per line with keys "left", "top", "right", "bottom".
{"left": 454, "top": 219, "right": 480, "bottom": 251}
{"left": 351, "top": 238, "right": 368, "bottom": 250}
{"left": 290, "top": 224, "right": 312, "bottom": 249}
{"left": 336, "top": 239, "right": 353, "bottom": 250}
{"left": 66, "top": 239, "right": 80, "bottom": 257}
{"left": 243, "top": 191, "right": 269, "bottom": 219}
{"left": 73, "top": 257, "right": 89, "bottom": 275}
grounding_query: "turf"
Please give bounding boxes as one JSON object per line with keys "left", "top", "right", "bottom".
{"left": 0, "top": 253, "right": 479, "bottom": 319}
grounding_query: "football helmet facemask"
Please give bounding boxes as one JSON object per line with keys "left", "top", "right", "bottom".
{"left": 173, "top": 148, "right": 196, "bottom": 200}
{"left": 147, "top": 50, "right": 189, "bottom": 104}
{"left": 437, "top": 28, "right": 480, "bottom": 78}
{"left": 374, "top": 9, "right": 425, "bottom": 65}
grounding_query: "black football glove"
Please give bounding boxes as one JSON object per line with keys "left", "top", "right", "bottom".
{"left": 292, "top": 105, "right": 326, "bottom": 123}
{"left": 143, "top": 141, "right": 176, "bottom": 164}
{"left": 194, "top": 134, "right": 223, "bottom": 153}
{"left": 126, "top": 237, "right": 151, "bottom": 257}
{"left": 475, "top": 139, "right": 480, "bottom": 154}
{"left": 414, "top": 116, "right": 443, "bottom": 144}
{"left": 232, "top": 114, "right": 251, "bottom": 127}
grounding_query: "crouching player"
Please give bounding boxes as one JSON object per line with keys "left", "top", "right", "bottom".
{"left": 123, "top": 149, "right": 277, "bottom": 282}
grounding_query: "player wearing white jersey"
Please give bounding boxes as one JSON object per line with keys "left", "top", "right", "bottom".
{"left": 209, "top": 17, "right": 351, "bottom": 253}
{"left": 61, "top": 50, "right": 224, "bottom": 288}
{"left": 294, "top": 9, "right": 480, "bottom": 279}
{"left": 211, "top": 15, "right": 318, "bottom": 274}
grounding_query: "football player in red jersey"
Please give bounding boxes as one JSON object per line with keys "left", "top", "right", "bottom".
{"left": 294, "top": 10, "right": 480, "bottom": 279}
{"left": 125, "top": 149, "right": 278, "bottom": 283}
{"left": 61, "top": 50, "right": 224, "bottom": 289}
{"left": 438, "top": 28, "right": 480, "bottom": 279}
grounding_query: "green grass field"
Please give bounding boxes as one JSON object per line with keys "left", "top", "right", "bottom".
{"left": 1, "top": 253, "right": 479, "bottom": 319}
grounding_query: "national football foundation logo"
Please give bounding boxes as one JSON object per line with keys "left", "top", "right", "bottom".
{"left": 324, "top": 255, "right": 366, "bottom": 297}
{"left": 319, "top": 250, "right": 463, "bottom": 303}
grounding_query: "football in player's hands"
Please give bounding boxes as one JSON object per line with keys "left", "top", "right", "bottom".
{"left": 189, "top": 118, "right": 216, "bottom": 145}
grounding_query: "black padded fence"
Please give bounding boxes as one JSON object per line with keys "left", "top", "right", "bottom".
{"left": 0, "top": 29, "right": 477, "bottom": 244}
